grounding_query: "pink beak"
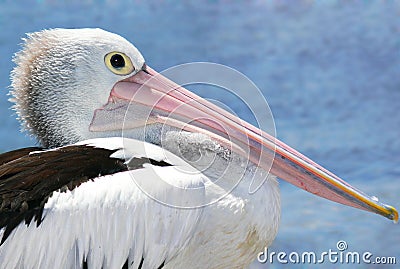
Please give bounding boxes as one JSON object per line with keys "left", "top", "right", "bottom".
{"left": 92, "top": 65, "right": 398, "bottom": 222}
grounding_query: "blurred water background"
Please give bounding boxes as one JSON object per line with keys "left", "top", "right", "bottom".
{"left": 0, "top": 1, "right": 399, "bottom": 268}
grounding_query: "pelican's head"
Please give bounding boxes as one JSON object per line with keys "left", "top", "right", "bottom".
{"left": 11, "top": 28, "right": 145, "bottom": 147}
{"left": 10, "top": 28, "right": 398, "bottom": 222}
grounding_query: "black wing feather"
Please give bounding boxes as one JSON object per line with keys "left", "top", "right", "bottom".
{"left": 0, "top": 145, "right": 128, "bottom": 244}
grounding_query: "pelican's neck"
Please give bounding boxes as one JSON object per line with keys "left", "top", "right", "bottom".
{"left": 159, "top": 131, "right": 281, "bottom": 269}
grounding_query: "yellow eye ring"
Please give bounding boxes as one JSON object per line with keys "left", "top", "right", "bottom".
{"left": 104, "top": 52, "right": 135, "bottom": 75}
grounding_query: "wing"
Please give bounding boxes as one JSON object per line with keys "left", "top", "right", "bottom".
{"left": 0, "top": 144, "right": 128, "bottom": 243}
{"left": 0, "top": 138, "right": 207, "bottom": 269}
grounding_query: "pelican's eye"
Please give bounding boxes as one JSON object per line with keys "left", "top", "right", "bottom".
{"left": 104, "top": 52, "right": 135, "bottom": 75}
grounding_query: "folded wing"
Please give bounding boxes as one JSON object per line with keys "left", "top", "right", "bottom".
{"left": 0, "top": 138, "right": 206, "bottom": 269}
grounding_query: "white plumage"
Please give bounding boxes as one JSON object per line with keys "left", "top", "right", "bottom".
{"left": 0, "top": 138, "right": 279, "bottom": 269}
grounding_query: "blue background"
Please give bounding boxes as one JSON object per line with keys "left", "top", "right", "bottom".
{"left": 0, "top": 1, "right": 399, "bottom": 268}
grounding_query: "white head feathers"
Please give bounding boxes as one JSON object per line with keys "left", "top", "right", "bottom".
{"left": 10, "top": 28, "right": 145, "bottom": 147}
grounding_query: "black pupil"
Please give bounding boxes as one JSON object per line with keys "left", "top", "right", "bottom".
{"left": 110, "top": 54, "right": 125, "bottom": 69}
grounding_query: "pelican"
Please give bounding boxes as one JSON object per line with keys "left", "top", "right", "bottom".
{"left": 0, "top": 28, "right": 397, "bottom": 269}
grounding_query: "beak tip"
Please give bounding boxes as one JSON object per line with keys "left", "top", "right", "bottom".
{"left": 386, "top": 205, "right": 399, "bottom": 224}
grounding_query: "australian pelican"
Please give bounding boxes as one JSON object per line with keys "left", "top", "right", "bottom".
{"left": 0, "top": 28, "right": 397, "bottom": 269}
